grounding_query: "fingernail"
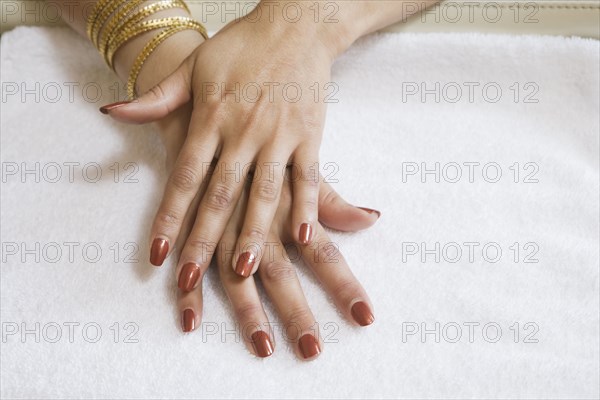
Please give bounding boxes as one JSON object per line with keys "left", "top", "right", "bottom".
{"left": 298, "top": 334, "right": 321, "bottom": 359}
{"left": 358, "top": 207, "right": 381, "bottom": 218}
{"left": 99, "top": 100, "right": 131, "bottom": 114}
{"left": 351, "top": 301, "right": 375, "bottom": 326}
{"left": 299, "top": 223, "right": 313, "bottom": 245}
{"left": 251, "top": 331, "right": 274, "bottom": 358}
{"left": 182, "top": 309, "right": 195, "bottom": 332}
{"left": 178, "top": 262, "right": 201, "bottom": 292}
{"left": 150, "top": 238, "right": 169, "bottom": 266}
{"left": 235, "top": 252, "right": 255, "bottom": 278}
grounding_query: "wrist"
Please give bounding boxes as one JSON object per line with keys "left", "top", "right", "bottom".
{"left": 110, "top": 5, "right": 205, "bottom": 96}
{"left": 256, "top": 0, "right": 372, "bottom": 58}
{"left": 134, "top": 30, "right": 204, "bottom": 94}
{"left": 251, "top": 1, "right": 357, "bottom": 61}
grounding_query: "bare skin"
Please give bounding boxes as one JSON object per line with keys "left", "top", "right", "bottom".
{"left": 55, "top": 0, "right": 438, "bottom": 359}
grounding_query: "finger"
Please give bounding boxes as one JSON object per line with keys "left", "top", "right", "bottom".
{"left": 169, "top": 161, "right": 207, "bottom": 334}
{"left": 300, "top": 223, "right": 374, "bottom": 327}
{"left": 217, "top": 196, "right": 274, "bottom": 357}
{"left": 174, "top": 174, "right": 211, "bottom": 291}
{"left": 99, "top": 55, "right": 193, "bottom": 124}
{"left": 258, "top": 234, "right": 322, "bottom": 361}
{"left": 291, "top": 144, "right": 320, "bottom": 246}
{"left": 149, "top": 111, "right": 220, "bottom": 267}
{"left": 317, "top": 180, "right": 381, "bottom": 232}
{"left": 231, "top": 150, "right": 288, "bottom": 278}
{"left": 176, "top": 148, "right": 250, "bottom": 288}
{"left": 219, "top": 182, "right": 274, "bottom": 355}
{"left": 178, "top": 278, "right": 203, "bottom": 333}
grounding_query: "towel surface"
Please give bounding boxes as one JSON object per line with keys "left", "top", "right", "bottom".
{"left": 1, "top": 26, "right": 599, "bottom": 399}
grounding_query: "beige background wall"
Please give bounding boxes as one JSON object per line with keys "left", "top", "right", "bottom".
{"left": 1, "top": 1, "right": 599, "bottom": 38}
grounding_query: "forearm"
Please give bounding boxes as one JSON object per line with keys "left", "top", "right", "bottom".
{"left": 52, "top": 0, "right": 203, "bottom": 94}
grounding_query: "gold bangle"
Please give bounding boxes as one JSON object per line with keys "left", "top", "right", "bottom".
{"left": 119, "top": 0, "right": 191, "bottom": 29}
{"left": 90, "top": 0, "right": 129, "bottom": 48}
{"left": 86, "top": 0, "right": 112, "bottom": 41}
{"left": 101, "top": 0, "right": 193, "bottom": 68}
{"left": 87, "top": 0, "right": 194, "bottom": 50}
{"left": 127, "top": 21, "right": 205, "bottom": 99}
{"left": 109, "top": 0, "right": 190, "bottom": 45}
{"left": 106, "top": 16, "right": 204, "bottom": 69}
{"left": 97, "top": 0, "right": 146, "bottom": 58}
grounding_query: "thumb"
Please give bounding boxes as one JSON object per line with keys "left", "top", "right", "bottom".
{"left": 99, "top": 57, "right": 193, "bottom": 124}
{"left": 317, "top": 181, "right": 380, "bottom": 232}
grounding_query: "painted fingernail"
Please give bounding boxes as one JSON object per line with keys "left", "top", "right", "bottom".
{"left": 251, "top": 331, "right": 274, "bottom": 358}
{"left": 351, "top": 301, "right": 375, "bottom": 326}
{"left": 150, "top": 238, "right": 168, "bottom": 266}
{"left": 299, "top": 223, "right": 313, "bottom": 245}
{"left": 99, "top": 100, "right": 131, "bottom": 114}
{"left": 298, "top": 334, "right": 321, "bottom": 359}
{"left": 358, "top": 207, "right": 381, "bottom": 218}
{"left": 182, "top": 309, "right": 195, "bottom": 332}
{"left": 178, "top": 262, "right": 201, "bottom": 292}
{"left": 235, "top": 252, "right": 255, "bottom": 277}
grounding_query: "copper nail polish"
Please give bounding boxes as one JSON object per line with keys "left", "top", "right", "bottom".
{"left": 182, "top": 309, "right": 195, "bottom": 332}
{"left": 99, "top": 101, "right": 131, "bottom": 114}
{"left": 251, "top": 331, "right": 274, "bottom": 358}
{"left": 235, "top": 252, "right": 255, "bottom": 277}
{"left": 299, "top": 223, "right": 313, "bottom": 245}
{"left": 178, "top": 263, "right": 201, "bottom": 292}
{"left": 298, "top": 334, "right": 321, "bottom": 359}
{"left": 351, "top": 301, "right": 375, "bottom": 326}
{"left": 358, "top": 207, "right": 381, "bottom": 218}
{"left": 150, "top": 238, "right": 168, "bottom": 266}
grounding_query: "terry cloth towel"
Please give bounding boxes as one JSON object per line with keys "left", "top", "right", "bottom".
{"left": 1, "top": 26, "right": 599, "bottom": 399}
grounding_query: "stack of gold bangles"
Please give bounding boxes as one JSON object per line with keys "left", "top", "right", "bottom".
{"left": 86, "top": 0, "right": 208, "bottom": 99}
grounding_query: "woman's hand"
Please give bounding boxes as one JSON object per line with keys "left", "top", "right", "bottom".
{"left": 154, "top": 93, "right": 379, "bottom": 361}
{"left": 181, "top": 171, "right": 379, "bottom": 360}
{"left": 101, "top": 5, "right": 339, "bottom": 281}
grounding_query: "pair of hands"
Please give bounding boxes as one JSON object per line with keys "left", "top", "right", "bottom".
{"left": 101, "top": 7, "right": 378, "bottom": 360}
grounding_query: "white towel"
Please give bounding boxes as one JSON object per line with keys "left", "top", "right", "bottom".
{"left": 1, "top": 26, "right": 598, "bottom": 399}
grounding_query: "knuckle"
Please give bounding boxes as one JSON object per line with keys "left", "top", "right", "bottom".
{"left": 320, "top": 188, "right": 338, "bottom": 207}
{"left": 283, "top": 305, "right": 313, "bottom": 327}
{"left": 170, "top": 163, "right": 200, "bottom": 192}
{"left": 184, "top": 237, "right": 215, "bottom": 264}
{"left": 234, "top": 301, "right": 262, "bottom": 322}
{"left": 155, "top": 209, "right": 181, "bottom": 228}
{"left": 254, "top": 180, "right": 278, "bottom": 203}
{"left": 301, "top": 115, "right": 322, "bottom": 132}
{"left": 205, "top": 183, "right": 235, "bottom": 211}
{"left": 317, "top": 240, "right": 341, "bottom": 263}
{"left": 303, "top": 194, "right": 318, "bottom": 208}
{"left": 262, "top": 260, "right": 296, "bottom": 283}
{"left": 302, "top": 168, "right": 319, "bottom": 187}
{"left": 238, "top": 112, "right": 261, "bottom": 136}
{"left": 148, "top": 84, "right": 166, "bottom": 101}
{"left": 332, "top": 279, "right": 361, "bottom": 300}
{"left": 242, "top": 227, "right": 265, "bottom": 243}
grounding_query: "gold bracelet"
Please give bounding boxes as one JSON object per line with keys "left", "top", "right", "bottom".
{"left": 97, "top": 0, "right": 146, "bottom": 58}
{"left": 118, "top": 0, "right": 191, "bottom": 30}
{"left": 101, "top": 0, "right": 195, "bottom": 68}
{"left": 107, "top": 0, "right": 190, "bottom": 50}
{"left": 106, "top": 16, "right": 205, "bottom": 69}
{"left": 86, "top": 0, "right": 112, "bottom": 42}
{"left": 91, "top": 1, "right": 126, "bottom": 48}
{"left": 127, "top": 21, "right": 205, "bottom": 99}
